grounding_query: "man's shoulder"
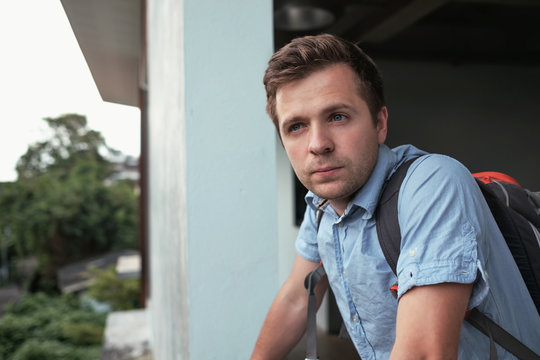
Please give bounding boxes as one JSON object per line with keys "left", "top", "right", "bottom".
{"left": 399, "top": 153, "right": 480, "bottom": 208}
{"left": 400, "top": 152, "right": 471, "bottom": 182}
{"left": 409, "top": 153, "right": 469, "bottom": 176}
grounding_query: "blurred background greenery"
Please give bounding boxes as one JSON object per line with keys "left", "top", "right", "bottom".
{"left": 0, "top": 114, "right": 140, "bottom": 359}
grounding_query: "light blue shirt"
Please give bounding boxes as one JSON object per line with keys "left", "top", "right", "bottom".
{"left": 296, "top": 144, "right": 540, "bottom": 359}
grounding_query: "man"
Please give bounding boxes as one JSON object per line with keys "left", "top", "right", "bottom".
{"left": 251, "top": 34, "right": 540, "bottom": 359}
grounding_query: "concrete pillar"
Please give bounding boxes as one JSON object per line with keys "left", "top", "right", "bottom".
{"left": 146, "top": 0, "right": 276, "bottom": 358}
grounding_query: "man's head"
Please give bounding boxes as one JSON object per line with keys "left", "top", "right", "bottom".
{"left": 263, "top": 34, "right": 388, "bottom": 214}
{"left": 263, "top": 34, "right": 385, "bottom": 134}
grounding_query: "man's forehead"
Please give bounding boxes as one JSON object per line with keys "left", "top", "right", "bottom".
{"left": 275, "top": 64, "right": 363, "bottom": 114}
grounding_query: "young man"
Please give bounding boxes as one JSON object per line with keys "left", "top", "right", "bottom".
{"left": 251, "top": 34, "right": 540, "bottom": 359}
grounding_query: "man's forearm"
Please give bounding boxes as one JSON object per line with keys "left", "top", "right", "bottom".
{"left": 251, "top": 255, "right": 328, "bottom": 360}
{"left": 250, "top": 293, "right": 308, "bottom": 360}
{"left": 390, "top": 283, "right": 472, "bottom": 360}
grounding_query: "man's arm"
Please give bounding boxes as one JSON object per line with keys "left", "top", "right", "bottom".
{"left": 251, "top": 255, "right": 328, "bottom": 360}
{"left": 390, "top": 282, "right": 473, "bottom": 360}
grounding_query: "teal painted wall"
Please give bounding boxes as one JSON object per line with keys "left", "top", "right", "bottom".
{"left": 183, "top": 1, "right": 276, "bottom": 355}
{"left": 184, "top": 2, "right": 276, "bottom": 358}
{"left": 148, "top": 0, "right": 276, "bottom": 358}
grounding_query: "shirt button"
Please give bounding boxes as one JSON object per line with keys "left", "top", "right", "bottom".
{"left": 341, "top": 269, "right": 346, "bottom": 275}
{"left": 338, "top": 222, "right": 344, "bottom": 227}
{"left": 352, "top": 315, "right": 359, "bottom": 323}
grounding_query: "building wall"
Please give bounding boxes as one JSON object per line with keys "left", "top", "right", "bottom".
{"left": 146, "top": 1, "right": 189, "bottom": 358}
{"left": 146, "top": 0, "right": 276, "bottom": 359}
{"left": 380, "top": 60, "right": 540, "bottom": 188}
{"left": 276, "top": 141, "right": 298, "bottom": 284}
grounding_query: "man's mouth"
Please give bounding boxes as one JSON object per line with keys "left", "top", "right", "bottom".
{"left": 312, "top": 166, "right": 342, "bottom": 177}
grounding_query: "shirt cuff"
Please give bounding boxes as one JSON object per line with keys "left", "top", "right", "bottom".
{"left": 295, "top": 238, "right": 321, "bottom": 263}
{"left": 397, "top": 257, "right": 489, "bottom": 309}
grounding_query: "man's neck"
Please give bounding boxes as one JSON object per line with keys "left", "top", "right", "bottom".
{"left": 329, "top": 199, "right": 349, "bottom": 217}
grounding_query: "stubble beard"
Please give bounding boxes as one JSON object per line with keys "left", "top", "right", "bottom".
{"left": 297, "top": 152, "right": 377, "bottom": 202}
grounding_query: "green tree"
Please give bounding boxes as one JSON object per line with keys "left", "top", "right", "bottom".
{"left": 0, "top": 293, "right": 105, "bottom": 360}
{"left": 15, "top": 114, "right": 110, "bottom": 180}
{"left": 0, "top": 114, "right": 138, "bottom": 292}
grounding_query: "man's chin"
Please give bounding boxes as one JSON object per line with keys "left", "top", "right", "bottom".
{"left": 311, "top": 188, "right": 346, "bottom": 201}
{"left": 310, "top": 183, "right": 360, "bottom": 202}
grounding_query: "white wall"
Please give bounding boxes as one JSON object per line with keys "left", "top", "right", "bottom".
{"left": 276, "top": 140, "right": 298, "bottom": 284}
{"left": 146, "top": 0, "right": 276, "bottom": 359}
{"left": 146, "top": 0, "right": 188, "bottom": 358}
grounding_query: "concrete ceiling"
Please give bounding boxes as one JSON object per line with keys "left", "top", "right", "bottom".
{"left": 60, "top": 0, "right": 539, "bottom": 109}
{"left": 274, "top": 0, "right": 540, "bottom": 65}
{"left": 61, "top": 0, "right": 141, "bottom": 107}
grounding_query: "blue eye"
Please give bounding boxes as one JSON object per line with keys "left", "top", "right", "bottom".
{"left": 289, "top": 123, "right": 304, "bottom": 132}
{"left": 332, "top": 114, "right": 345, "bottom": 122}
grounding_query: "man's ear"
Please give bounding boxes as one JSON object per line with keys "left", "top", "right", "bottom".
{"left": 376, "top": 106, "right": 388, "bottom": 145}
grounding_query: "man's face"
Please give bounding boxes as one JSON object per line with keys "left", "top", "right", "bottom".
{"left": 276, "top": 63, "right": 388, "bottom": 215}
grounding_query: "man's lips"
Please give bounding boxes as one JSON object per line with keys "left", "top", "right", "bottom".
{"left": 311, "top": 166, "right": 342, "bottom": 177}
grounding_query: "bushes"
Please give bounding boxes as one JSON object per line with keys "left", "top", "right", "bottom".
{"left": 86, "top": 265, "right": 140, "bottom": 311}
{"left": 0, "top": 293, "right": 106, "bottom": 360}
{"left": 11, "top": 340, "right": 101, "bottom": 360}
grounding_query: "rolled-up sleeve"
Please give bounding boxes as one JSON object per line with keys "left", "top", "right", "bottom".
{"left": 295, "top": 205, "right": 321, "bottom": 263}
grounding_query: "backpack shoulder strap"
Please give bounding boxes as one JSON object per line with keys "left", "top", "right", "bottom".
{"left": 375, "top": 157, "right": 418, "bottom": 275}
{"left": 304, "top": 263, "right": 326, "bottom": 360}
{"left": 315, "top": 199, "right": 329, "bottom": 230}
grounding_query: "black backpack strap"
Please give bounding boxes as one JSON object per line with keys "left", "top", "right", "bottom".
{"left": 467, "top": 308, "right": 540, "bottom": 360}
{"left": 315, "top": 199, "right": 329, "bottom": 230}
{"left": 375, "top": 157, "right": 418, "bottom": 275}
{"left": 375, "top": 156, "right": 540, "bottom": 359}
{"left": 305, "top": 201, "right": 329, "bottom": 359}
{"left": 304, "top": 264, "right": 326, "bottom": 360}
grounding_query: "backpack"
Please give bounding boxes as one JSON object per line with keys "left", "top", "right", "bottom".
{"left": 304, "top": 157, "right": 540, "bottom": 360}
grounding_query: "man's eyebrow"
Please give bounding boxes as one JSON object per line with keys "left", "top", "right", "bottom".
{"left": 322, "top": 103, "right": 356, "bottom": 114}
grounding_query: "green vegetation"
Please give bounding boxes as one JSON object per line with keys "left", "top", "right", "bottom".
{"left": 86, "top": 265, "right": 140, "bottom": 311}
{"left": 0, "top": 114, "right": 140, "bottom": 358}
{"left": 0, "top": 293, "right": 105, "bottom": 360}
{"left": 0, "top": 114, "right": 138, "bottom": 292}
{"left": 0, "top": 267, "right": 141, "bottom": 359}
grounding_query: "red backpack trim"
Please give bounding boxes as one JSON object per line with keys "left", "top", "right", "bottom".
{"left": 473, "top": 171, "right": 520, "bottom": 186}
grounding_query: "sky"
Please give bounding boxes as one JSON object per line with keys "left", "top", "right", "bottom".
{"left": 0, "top": 0, "right": 141, "bottom": 182}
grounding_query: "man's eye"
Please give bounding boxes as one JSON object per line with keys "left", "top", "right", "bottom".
{"left": 331, "top": 114, "right": 345, "bottom": 122}
{"left": 289, "top": 123, "right": 304, "bottom": 132}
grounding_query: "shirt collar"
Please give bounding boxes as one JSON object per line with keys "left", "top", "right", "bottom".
{"left": 305, "top": 144, "right": 397, "bottom": 219}
{"left": 349, "top": 144, "right": 397, "bottom": 219}
{"left": 305, "top": 144, "right": 428, "bottom": 219}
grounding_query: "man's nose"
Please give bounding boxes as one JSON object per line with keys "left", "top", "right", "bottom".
{"left": 308, "top": 124, "right": 334, "bottom": 155}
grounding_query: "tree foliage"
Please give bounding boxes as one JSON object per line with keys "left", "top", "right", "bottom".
{"left": 0, "top": 114, "right": 138, "bottom": 291}
{"left": 0, "top": 293, "right": 105, "bottom": 360}
{"left": 15, "top": 114, "right": 109, "bottom": 180}
{"left": 86, "top": 265, "right": 140, "bottom": 310}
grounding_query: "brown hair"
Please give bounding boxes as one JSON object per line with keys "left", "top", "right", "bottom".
{"left": 263, "top": 34, "right": 385, "bottom": 133}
